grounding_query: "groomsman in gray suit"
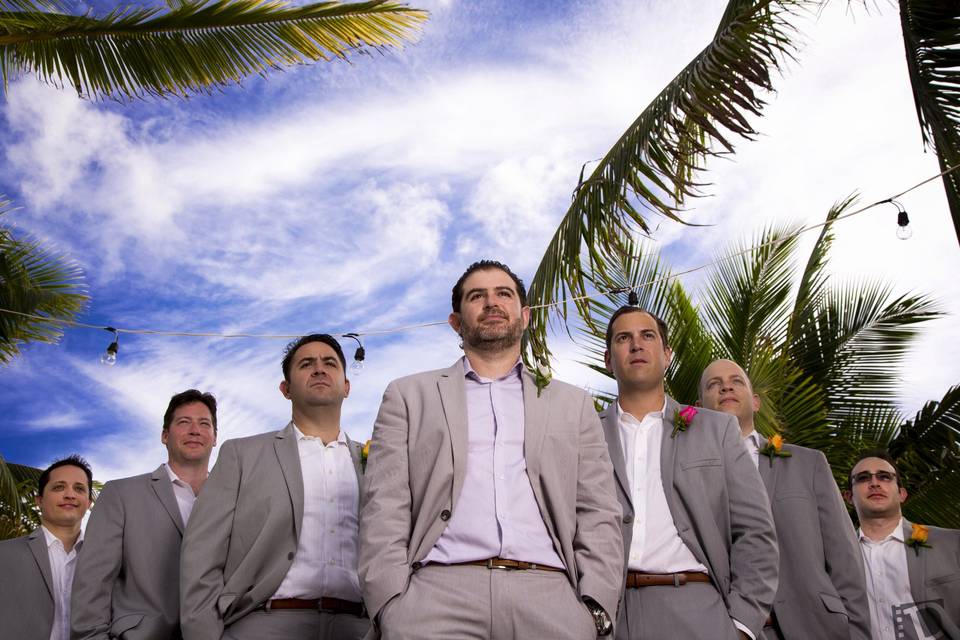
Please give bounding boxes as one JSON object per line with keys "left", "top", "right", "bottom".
{"left": 360, "top": 260, "right": 624, "bottom": 639}
{"left": 0, "top": 455, "right": 93, "bottom": 640}
{"left": 71, "top": 389, "right": 218, "bottom": 640}
{"left": 180, "top": 334, "right": 368, "bottom": 640}
{"left": 846, "top": 450, "right": 960, "bottom": 640}
{"left": 599, "top": 307, "right": 778, "bottom": 640}
{"left": 698, "top": 359, "right": 871, "bottom": 640}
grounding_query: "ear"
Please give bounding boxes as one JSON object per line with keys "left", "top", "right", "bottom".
{"left": 520, "top": 305, "right": 531, "bottom": 329}
{"left": 161, "top": 429, "right": 168, "bottom": 446}
{"left": 344, "top": 377, "right": 351, "bottom": 399}
{"left": 279, "top": 380, "right": 291, "bottom": 400}
{"left": 898, "top": 487, "right": 909, "bottom": 503}
{"left": 752, "top": 393, "right": 761, "bottom": 412}
{"left": 842, "top": 489, "right": 853, "bottom": 505}
{"left": 664, "top": 346, "right": 673, "bottom": 367}
{"left": 604, "top": 349, "right": 612, "bottom": 372}
{"left": 448, "top": 312, "right": 462, "bottom": 335}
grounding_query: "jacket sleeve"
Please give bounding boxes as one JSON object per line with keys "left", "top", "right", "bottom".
{"left": 179, "top": 440, "right": 241, "bottom": 640}
{"left": 358, "top": 381, "right": 414, "bottom": 621}
{"left": 70, "top": 481, "right": 124, "bottom": 640}
{"left": 721, "top": 416, "right": 779, "bottom": 637}
{"left": 572, "top": 390, "right": 624, "bottom": 621}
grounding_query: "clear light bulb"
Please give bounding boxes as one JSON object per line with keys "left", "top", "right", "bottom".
{"left": 100, "top": 341, "right": 119, "bottom": 366}
{"left": 896, "top": 210, "right": 913, "bottom": 240}
{"left": 350, "top": 359, "right": 364, "bottom": 375}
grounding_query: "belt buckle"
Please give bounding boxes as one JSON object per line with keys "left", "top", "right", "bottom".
{"left": 485, "top": 558, "right": 511, "bottom": 571}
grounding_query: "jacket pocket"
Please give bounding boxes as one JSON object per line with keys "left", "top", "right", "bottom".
{"left": 680, "top": 457, "right": 721, "bottom": 470}
{"left": 927, "top": 573, "right": 960, "bottom": 586}
{"left": 218, "top": 592, "right": 239, "bottom": 616}
{"left": 819, "top": 592, "right": 848, "bottom": 616}
{"left": 109, "top": 613, "right": 144, "bottom": 636}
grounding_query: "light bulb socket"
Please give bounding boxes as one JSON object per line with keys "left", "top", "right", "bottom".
{"left": 354, "top": 345, "right": 365, "bottom": 363}
{"left": 897, "top": 210, "right": 910, "bottom": 227}
{"left": 627, "top": 290, "right": 639, "bottom": 306}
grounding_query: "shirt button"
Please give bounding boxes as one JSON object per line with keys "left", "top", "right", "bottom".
{"left": 440, "top": 509, "right": 451, "bottom": 521}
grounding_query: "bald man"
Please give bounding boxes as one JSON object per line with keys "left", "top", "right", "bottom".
{"left": 699, "top": 359, "right": 870, "bottom": 640}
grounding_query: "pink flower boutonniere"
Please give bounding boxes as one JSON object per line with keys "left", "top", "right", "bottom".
{"left": 361, "top": 439, "right": 372, "bottom": 473}
{"left": 671, "top": 406, "right": 698, "bottom": 438}
{"left": 905, "top": 523, "right": 932, "bottom": 556}
{"left": 759, "top": 434, "right": 792, "bottom": 467}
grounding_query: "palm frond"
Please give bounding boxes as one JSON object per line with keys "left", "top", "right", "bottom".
{"left": 525, "top": 0, "right": 809, "bottom": 366}
{"left": 898, "top": 0, "right": 960, "bottom": 245}
{"left": 0, "top": 0, "right": 428, "bottom": 100}
{"left": 890, "top": 383, "right": 960, "bottom": 492}
{"left": 0, "top": 455, "right": 19, "bottom": 522}
{"left": 903, "top": 468, "right": 960, "bottom": 529}
{"left": 0, "top": 199, "right": 89, "bottom": 363}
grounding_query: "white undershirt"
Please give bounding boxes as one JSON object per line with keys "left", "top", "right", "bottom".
{"left": 742, "top": 431, "right": 761, "bottom": 469}
{"left": 163, "top": 463, "right": 198, "bottom": 526}
{"left": 41, "top": 526, "right": 82, "bottom": 640}
{"left": 272, "top": 425, "right": 361, "bottom": 601}
{"left": 858, "top": 519, "right": 913, "bottom": 640}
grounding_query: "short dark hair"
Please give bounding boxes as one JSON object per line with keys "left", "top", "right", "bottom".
{"left": 282, "top": 334, "right": 347, "bottom": 381}
{"left": 451, "top": 260, "right": 527, "bottom": 313}
{"left": 38, "top": 455, "right": 93, "bottom": 498}
{"left": 848, "top": 448, "right": 901, "bottom": 490}
{"left": 163, "top": 389, "right": 218, "bottom": 433}
{"left": 604, "top": 306, "right": 670, "bottom": 350}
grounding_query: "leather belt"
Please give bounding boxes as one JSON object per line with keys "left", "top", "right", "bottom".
{"left": 460, "top": 557, "right": 565, "bottom": 573}
{"left": 261, "top": 597, "right": 365, "bottom": 616}
{"left": 625, "top": 572, "right": 711, "bottom": 588}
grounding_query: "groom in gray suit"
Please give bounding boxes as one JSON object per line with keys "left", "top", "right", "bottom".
{"left": 698, "top": 359, "right": 870, "bottom": 640}
{"left": 71, "top": 389, "right": 218, "bottom": 640}
{"left": 599, "top": 307, "right": 778, "bottom": 640}
{"left": 0, "top": 455, "right": 93, "bottom": 640}
{"left": 180, "top": 334, "right": 368, "bottom": 640}
{"left": 846, "top": 450, "right": 960, "bottom": 640}
{"left": 360, "top": 260, "right": 623, "bottom": 639}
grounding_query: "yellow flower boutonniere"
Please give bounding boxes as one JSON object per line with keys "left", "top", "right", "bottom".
{"left": 759, "top": 434, "right": 792, "bottom": 467}
{"left": 361, "top": 439, "right": 372, "bottom": 473}
{"left": 905, "top": 523, "right": 932, "bottom": 556}
{"left": 671, "top": 406, "right": 698, "bottom": 438}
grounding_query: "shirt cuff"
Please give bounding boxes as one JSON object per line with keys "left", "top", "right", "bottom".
{"left": 733, "top": 618, "right": 755, "bottom": 640}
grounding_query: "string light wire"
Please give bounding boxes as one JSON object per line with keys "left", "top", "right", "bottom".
{"left": 1, "top": 164, "right": 956, "bottom": 344}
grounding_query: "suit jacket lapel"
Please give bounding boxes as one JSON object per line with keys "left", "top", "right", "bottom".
{"left": 755, "top": 435, "right": 778, "bottom": 498}
{"left": 599, "top": 404, "right": 632, "bottom": 510}
{"left": 151, "top": 464, "right": 185, "bottom": 534}
{"left": 27, "top": 529, "right": 54, "bottom": 599}
{"left": 346, "top": 435, "right": 363, "bottom": 485}
{"left": 438, "top": 360, "right": 469, "bottom": 506}
{"left": 902, "top": 518, "right": 926, "bottom": 601}
{"left": 521, "top": 367, "right": 547, "bottom": 482}
{"left": 275, "top": 422, "right": 305, "bottom": 540}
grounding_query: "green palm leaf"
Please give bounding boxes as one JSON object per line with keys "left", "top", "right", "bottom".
{"left": 0, "top": 197, "right": 89, "bottom": 363}
{"left": 525, "top": 0, "right": 808, "bottom": 366}
{"left": 890, "top": 383, "right": 960, "bottom": 494}
{"left": 0, "top": 0, "right": 428, "bottom": 100}
{"left": 898, "top": 0, "right": 960, "bottom": 245}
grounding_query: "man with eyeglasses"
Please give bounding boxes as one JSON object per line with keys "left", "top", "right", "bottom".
{"left": 845, "top": 449, "right": 960, "bottom": 640}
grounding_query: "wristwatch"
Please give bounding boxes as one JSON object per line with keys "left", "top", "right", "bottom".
{"left": 583, "top": 598, "right": 613, "bottom": 636}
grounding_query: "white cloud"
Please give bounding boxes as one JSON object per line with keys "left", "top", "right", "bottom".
{"left": 22, "top": 410, "right": 87, "bottom": 431}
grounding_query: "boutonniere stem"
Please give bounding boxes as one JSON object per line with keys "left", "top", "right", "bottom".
{"left": 905, "top": 523, "right": 932, "bottom": 556}
{"left": 361, "top": 439, "right": 371, "bottom": 472}
{"left": 671, "top": 406, "right": 698, "bottom": 438}
{"left": 759, "top": 434, "right": 792, "bottom": 466}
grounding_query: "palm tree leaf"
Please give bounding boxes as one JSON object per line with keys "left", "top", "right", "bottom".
{"left": 0, "top": 199, "right": 89, "bottom": 363}
{"left": 525, "top": 0, "right": 808, "bottom": 366}
{"left": 889, "top": 383, "right": 960, "bottom": 493}
{"left": 903, "top": 468, "right": 960, "bottom": 529}
{"left": 898, "top": 0, "right": 960, "bottom": 245}
{"left": 0, "top": 0, "right": 428, "bottom": 100}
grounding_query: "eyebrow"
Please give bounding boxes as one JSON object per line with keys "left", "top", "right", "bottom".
{"left": 465, "top": 286, "right": 515, "bottom": 297}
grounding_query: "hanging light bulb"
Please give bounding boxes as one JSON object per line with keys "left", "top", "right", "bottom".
{"left": 100, "top": 328, "right": 119, "bottom": 366}
{"left": 891, "top": 200, "right": 913, "bottom": 240}
{"left": 344, "top": 333, "right": 365, "bottom": 376}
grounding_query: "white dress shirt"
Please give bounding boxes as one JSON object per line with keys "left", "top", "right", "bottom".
{"left": 742, "top": 431, "right": 761, "bottom": 468}
{"left": 859, "top": 519, "right": 913, "bottom": 640}
{"left": 616, "top": 401, "right": 708, "bottom": 574}
{"left": 273, "top": 425, "right": 361, "bottom": 602}
{"left": 41, "top": 526, "right": 82, "bottom": 640}
{"left": 164, "top": 463, "right": 198, "bottom": 526}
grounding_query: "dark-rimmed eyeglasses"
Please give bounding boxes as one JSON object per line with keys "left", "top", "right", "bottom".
{"left": 852, "top": 470, "right": 897, "bottom": 485}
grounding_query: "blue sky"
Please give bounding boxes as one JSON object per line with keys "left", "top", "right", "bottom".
{"left": 1, "top": 0, "right": 958, "bottom": 481}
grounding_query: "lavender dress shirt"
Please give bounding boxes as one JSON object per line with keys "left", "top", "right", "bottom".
{"left": 424, "top": 357, "right": 564, "bottom": 569}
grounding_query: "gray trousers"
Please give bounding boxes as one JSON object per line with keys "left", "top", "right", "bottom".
{"left": 222, "top": 609, "right": 370, "bottom": 640}
{"left": 379, "top": 564, "right": 596, "bottom": 640}
{"left": 615, "top": 583, "right": 741, "bottom": 640}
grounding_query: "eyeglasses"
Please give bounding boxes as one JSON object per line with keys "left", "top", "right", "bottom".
{"left": 852, "top": 470, "right": 898, "bottom": 485}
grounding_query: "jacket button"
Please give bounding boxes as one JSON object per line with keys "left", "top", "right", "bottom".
{"left": 288, "top": 551, "right": 295, "bottom": 560}
{"left": 411, "top": 561, "right": 422, "bottom": 571}
{"left": 440, "top": 509, "right": 451, "bottom": 521}
{"left": 623, "top": 514, "right": 633, "bottom": 524}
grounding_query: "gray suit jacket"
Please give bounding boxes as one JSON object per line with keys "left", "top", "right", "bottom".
{"left": 599, "top": 397, "right": 779, "bottom": 639}
{"left": 754, "top": 437, "right": 870, "bottom": 640}
{"left": 179, "top": 422, "right": 365, "bottom": 640}
{"left": 71, "top": 465, "right": 186, "bottom": 640}
{"left": 903, "top": 518, "right": 960, "bottom": 639}
{"left": 358, "top": 360, "right": 624, "bottom": 628}
{"left": 0, "top": 528, "right": 55, "bottom": 640}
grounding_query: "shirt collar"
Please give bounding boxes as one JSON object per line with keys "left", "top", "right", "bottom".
{"left": 164, "top": 463, "right": 187, "bottom": 486}
{"left": 616, "top": 398, "right": 667, "bottom": 426}
{"left": 742, "top": 430, "right": 762, "bottom": 451}
{"left": 463, "top": 355, "right": 523, "bottom": 382}
{"left": 292, "top": 423, "right": 347, "bottom": 445}
{"left": 858, "top": 517, "right": 906, "bottom": 543}
{"left": 41, "top": 525, "right": 84, "bottom": 549}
